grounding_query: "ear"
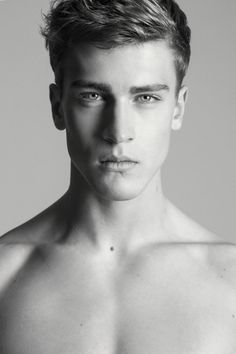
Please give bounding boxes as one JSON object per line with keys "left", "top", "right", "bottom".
{"left": 49, "top": 83, "right": 65, "bottom": 130}
{"left": 171, "top": 85, "right": 188, "bottom": 131}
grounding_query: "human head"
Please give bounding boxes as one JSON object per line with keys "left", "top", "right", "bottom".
{"left": 41, "top": 0, "right": 191, "bottom": 94}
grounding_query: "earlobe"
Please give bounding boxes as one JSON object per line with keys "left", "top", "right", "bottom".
{"left": 171, "top": 85, "right": 188, "bottom": 131}
{"left": 49, "top": 83, "right": 65, "bottom": 130}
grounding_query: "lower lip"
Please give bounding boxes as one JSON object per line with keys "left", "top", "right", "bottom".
{"left": 100, "top": 161, "right": 138, "bottom": 172}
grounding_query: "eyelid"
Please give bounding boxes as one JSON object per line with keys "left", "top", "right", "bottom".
{"left": 78, "top": 91, "right": 104, "bottom": 101}
{"left": 72, "top": 89, "right": 162, "bottom": 104}
{"left": 134, "top": 93, "right": 162, "bottom": 102}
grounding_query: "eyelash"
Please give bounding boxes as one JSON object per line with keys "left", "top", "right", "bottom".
{"left": 79, "top": 92, "right": 102, "bottom": 101}
{"left": 135, "top": 95, "right": 161, "bottom": 103}
{"left": 77, "top": 92, "right": 161, "bottom": 104}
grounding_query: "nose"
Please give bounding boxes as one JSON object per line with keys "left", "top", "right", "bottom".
{"left": 102, "top": 99, "right": 135, "bottom": 144}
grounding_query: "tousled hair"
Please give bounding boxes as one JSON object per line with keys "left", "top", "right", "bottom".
{"left": 40, "top": 0, "right": 191, "bottom": 91}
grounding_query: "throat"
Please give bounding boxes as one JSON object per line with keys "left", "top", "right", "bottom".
{"left": 61, "top": 168, "right": 170, "bottom": 250}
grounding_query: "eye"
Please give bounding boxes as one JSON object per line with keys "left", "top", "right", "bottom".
{"left": 136, "top": 94, "right": 161, "bottom": 103}
{"left": 79, "top": 92, "right": 103, "bottom": 101}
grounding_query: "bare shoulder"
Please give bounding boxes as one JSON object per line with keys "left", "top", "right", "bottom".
{"left": 0, "top": 196, "right": 66, "bottom": 295}
{"left": 0, "top": 222, "right": 41, "bottom": 295}
{"left": 166, "top": 200, "right": 224, "bottom": 243}
{"left": 0, "top": 242, "right": 34, "bottom": 296}
{"left": 166, "top": 200, "right": 236, "bottom": 284}
{"left": 184, "top": 241, "right": 236, "bottom": 295}
{"left": 206, "top": 241, "right": 236, "bottom": 283}
{"left": 0, "top": 195, "right": 67, "bottom": 245}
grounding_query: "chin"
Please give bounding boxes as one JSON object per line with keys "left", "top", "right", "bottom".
{"left": 99, "top": 190, "right": 140, "bottom": 202}
{"left": 91, "top": 180, "right": 145, "bottom": 202}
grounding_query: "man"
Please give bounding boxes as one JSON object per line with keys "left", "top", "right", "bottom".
{"left": 0, "top": 0, "right": 236, "bottom": 353}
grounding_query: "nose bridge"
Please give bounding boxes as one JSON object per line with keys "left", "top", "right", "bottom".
{"left": 102, "top": 98, "right": 135, "bottom": 143}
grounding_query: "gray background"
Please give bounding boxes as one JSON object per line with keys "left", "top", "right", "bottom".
{"left": 0, "top": 0, "right": 235, "bottom": 240}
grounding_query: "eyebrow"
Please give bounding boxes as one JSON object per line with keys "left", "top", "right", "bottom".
{"left": 130, "top": 84, "right": 169, "bottom": 94}
{"left": 71, "top": 79, "right": 169, "bottom": 94}
{"left": 71, "top": 80, "right": 111, "bottom": 93}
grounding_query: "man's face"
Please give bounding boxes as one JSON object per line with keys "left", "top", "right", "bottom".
{"left": 50, "top": 41, "right": 187, "bottom": 201}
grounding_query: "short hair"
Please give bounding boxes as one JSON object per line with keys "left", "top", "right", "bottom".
{"left": 40, "top": 0, "right": 191, "bottom": 92}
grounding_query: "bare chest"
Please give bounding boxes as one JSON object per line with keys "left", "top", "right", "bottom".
{"left": 2, "top": 299, "right": 235, "bottom": 354}
{"left": 1, "top": 251, "right": 236, "bottom": 354}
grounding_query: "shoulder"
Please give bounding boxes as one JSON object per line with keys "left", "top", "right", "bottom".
{"left": 0, "top": 242, "right": 34, "bottom": 296}
{"left": 185, "top": 241, "right": 236, "bottom": 297}
{"left": 0, "top": 196, "right": 66, "bottom": 295}
{"left": 0, "top": 224, "right": 36, "bottom": 294}
{"left": 165, "top": 200, "right": 236, "bottom": 282}
{"left": 206, "top": 242, "right": 236, "bottom": 282}
{"left": 0, "top": 223, "right": 39, "bottom": 295}
{"left": 0, "top": 195, "right": 66, "bottom": 245}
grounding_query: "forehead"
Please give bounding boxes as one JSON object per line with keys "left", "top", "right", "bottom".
{"left": 63, "top": 40, "right": 177, "bottom": 91}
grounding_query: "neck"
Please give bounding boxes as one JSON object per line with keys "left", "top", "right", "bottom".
{"left": 61, "top": 163, "right": 172, "bottom": 252}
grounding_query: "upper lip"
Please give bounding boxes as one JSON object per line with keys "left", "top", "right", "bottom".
{"left": 100, "top": 155, "right": 138, "bottom": 163}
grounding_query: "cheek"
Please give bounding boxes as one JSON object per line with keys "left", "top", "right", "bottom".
{"left": 140, "top": 106, "right": 174, "bottom": 161}
{"left": 64, "top": 105, "right": 97, "bottom": 136}
{"left": 147, "top": 128, "right": 171, "bottom": 162}
{"left": 143, "top": 104, "right": 173, "bottom": 138}
{"left": 63, "top": 109, "right": 93, "bottom": 163}
{"left": 64, "top": 104, "right": 102, "bottom": 159}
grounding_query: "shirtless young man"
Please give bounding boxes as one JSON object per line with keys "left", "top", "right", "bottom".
{"left": 0, "top": 0, "right": 236, "bottom": 353}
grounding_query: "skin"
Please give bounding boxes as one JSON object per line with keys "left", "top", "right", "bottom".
{"left": 1, "top": 40, "right": 236, "bottom": 354}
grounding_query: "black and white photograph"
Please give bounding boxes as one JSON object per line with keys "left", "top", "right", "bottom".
{"left": 0, "top": 0, "right": 235, "bottom": 352}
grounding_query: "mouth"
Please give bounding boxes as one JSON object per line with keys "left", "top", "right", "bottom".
{"left": 100, "top": 155, "right": 138, "bottom": 163}
{"left": 99, "top": 155, "right": 139, "bottom": 172}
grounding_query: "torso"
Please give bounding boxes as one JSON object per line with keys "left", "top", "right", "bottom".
{"left": 1, "top": 241, "right": 236, "bottom": 354}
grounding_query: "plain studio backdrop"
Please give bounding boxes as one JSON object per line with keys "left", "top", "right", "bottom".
{"left": 0, "top": 0, "right": 235, "bottom": 241}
